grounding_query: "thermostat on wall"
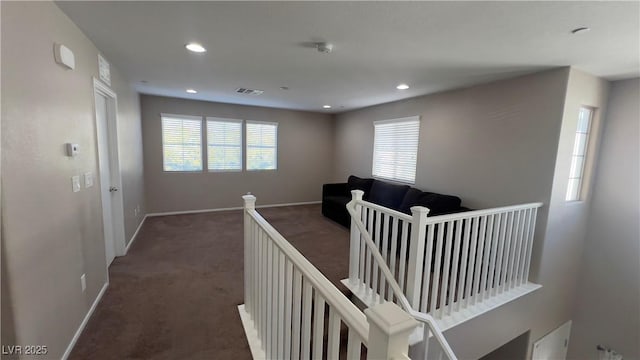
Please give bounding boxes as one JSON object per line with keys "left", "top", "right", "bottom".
{"left": 66, "top": 143, "right": 79, "bottom": 157}
{"left": 54, "top": 43, "right": 75, "bottom": 70}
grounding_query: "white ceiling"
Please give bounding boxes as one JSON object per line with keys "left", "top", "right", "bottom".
{"left": 57, "top": 1, "right": 640, "bottom": 113}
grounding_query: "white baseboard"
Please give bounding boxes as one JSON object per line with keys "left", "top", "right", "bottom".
{"left": 124, "top": 215, "right": 148, "bottom": 254}
{"left": 146, "top": 201, "right": 321, "bottom": 218}
{"left": 61, "top": 281, "right": 109, "bottom": 360}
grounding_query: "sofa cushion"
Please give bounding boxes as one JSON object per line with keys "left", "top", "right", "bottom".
{"left": 413, "top": 192, "right": 462, "bottom": 216}
{"left": 347, "top": 175, "right": 374, "bottom": 198}
{"left": 398, "top": 188, "right": 424, "bottom": 214}
{"left": 368, "top": 180, "right": 410, "bottom": 210}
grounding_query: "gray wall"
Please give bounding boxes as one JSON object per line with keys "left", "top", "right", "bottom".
{"left": 334, "top": 68, "right": 569, "bottom": 210}
{"left": 141, "top": 95, "right": 335, "bottom": 213}
{"left": 333, "top": 68, "right": 606, "bottom": 359}
{"left": 533, "top": 68, "right": 610, "bottom": 357}
{"left": 1, "top": 2, "right": 145, "bottom": 357}
{"left": 568, "top": 78, "right": 639, "bottom": 360}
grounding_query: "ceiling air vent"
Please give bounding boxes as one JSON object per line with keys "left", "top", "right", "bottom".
{"left": 236, "top": 87, "right": 264, "bottom": 95}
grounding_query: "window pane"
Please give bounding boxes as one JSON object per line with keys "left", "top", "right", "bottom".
{"left": 207, "top": 118, "right": 242, "bottom": 171}
{"left": 161, "top": 115, "right": 202, "bottom": 171}
{"left": 572, "top": 133, "right": 588, "bottom": 156}
{"left": 372, "top": 117, "right": 420, "bottom": 183}
{"left": 566, "top": 178, "right": 581, "bottom": 201}
{"left": 246, "top": 122, "right": 278, "bottom": 170}
{"left": 577, "top": 108, "right": 592, "bottom": 133}
{"left": 569, "top": 155, "right": 584, "bottom": 179}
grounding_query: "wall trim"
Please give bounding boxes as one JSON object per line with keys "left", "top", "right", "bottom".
{"left": 61, "top": 281, "right": 109, "bottom": 360}
{"left": 124, "top": 215, "right": 148, "bottom": 254}
{"left": 146, "top": 201, "right": 321, "bottom": 217}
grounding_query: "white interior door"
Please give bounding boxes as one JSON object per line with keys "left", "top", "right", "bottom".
{"left": 532, "top": 321, "right": 572, "bottom": 360}
{"left": 95, "top": 91, "right": 116, "bottom": 266}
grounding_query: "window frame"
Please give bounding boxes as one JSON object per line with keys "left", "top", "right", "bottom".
{"left": 205, "top": 116, "right": 244, "bottom": 172}
{"left": 371, "top": 116, "right": 421, "bottom": 184}
{"left": 565, "top": 106, "right": 595, "bottom": 202}
{"left": 245, "top": 120, "right": 278, "bottom": 171}
{"left": 160, "top": 113, "right": 204, "bottom": 172}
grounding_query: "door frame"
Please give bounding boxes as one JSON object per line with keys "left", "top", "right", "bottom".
{"left": 93, "top": 78, "right": 126, "bottom": 260}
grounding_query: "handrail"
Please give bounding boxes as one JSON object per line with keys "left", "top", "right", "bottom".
{"left": 410, "top": 311, "right": 458, "bottom": 360}
{"left": 425, "top": 202, "right": 544, "bottom": 223}
{"left": 347, "top": 199, "right": 458, "bottom": 360}
{"left": 247, "top": 208, "right": 370, "bottom": 343}
{"left": 358, "top": 200, "right": 413, "bottom": 222}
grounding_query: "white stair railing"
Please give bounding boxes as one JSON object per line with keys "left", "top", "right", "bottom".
{"left": 346, "top": 193, "right": 457, "bottom": 360}
{"left": 239, "top": 194, "right": 419, "bottom": 360}
{"left": 346, "top": 189, "right": 543, "bottom": 327}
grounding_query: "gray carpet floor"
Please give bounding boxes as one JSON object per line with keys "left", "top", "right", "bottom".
{"left": 70, "top": 204, "right": 350, "bottom": 360}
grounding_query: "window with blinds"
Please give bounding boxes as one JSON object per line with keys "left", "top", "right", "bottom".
{"left": 566, "top": 107, "right": 594, "bottom": 201}
{"left": 246, "top": 121, "right": 278, "bottom": 170}
{"left": 206, "top": 117, "right": 242, "bottom": 171}
{"left": 161, "top": 114, "right": 202, "bottom": 171}
{"left": 372, "top": 116, "right": 420, "bottom": 184}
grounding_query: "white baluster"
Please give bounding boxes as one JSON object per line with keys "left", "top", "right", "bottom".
{"left": 301, "top": 281, "right": 313, "bottom": 359}
{"left": 398, "top": 220, "right": 409, "bottom": 292}
{"left": 327, "top": 310, "right": 341, "bottom": 360}
{"left": 488, "top": 214, "right": 501, "bottom": 296}
{"left": 439, "top": 221, "right": 454, "bottom": 317}
{"left": 292, "top": 269, "right": 302, "bottom": 359}
{"left": 480, "top": 214, "right": 495, "bottom": 303}
{"left": 456, "top": 218, "right": 471, "bottom": 311}
{"left": 430, "top": 223, "right": 445, "bottom": 315}
{"left": 422, "top": 222, "right": 434, "bottom": 313}
{"left": 472, "top": 216, "right": 487, "bottom": 306}
{"left": 346, "top": 331, "right": 362, "bottom": 359}
{"left": 312, "top": 292, "right": 325, "bottom": 359}
{"left": 447, "top": 219, "right": 462, "bottom": 316}
{"left": 388, "top": 217, "right": 399, "bottom": 302}
{"left": 372, "top": 209, "right": 382, "bottom": 300}
{"left": 500, "top": 212, "right": 514, "bottom": 294}
{"left": 278, "top": 250, "right": 286, "bottom": 358}
{"left": 381, "top": 214, "right": 391, "bottom": 301}
{"left": 284, "top": 260, "right": 293, "bottom": 360}
{"left": 464, "top": 217, "right": 479, "bottom": 308}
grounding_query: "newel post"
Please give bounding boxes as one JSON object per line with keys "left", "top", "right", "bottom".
{"left": 349, "top": 190, "right": 364, "bottom": 285}
{"left": 406, "top": 206, "right": 429, "bottom": 309}
{"left": 365, "top": 302, "right": 419, "bottom": 360}
{"left": 242, "top": 193, "right": 256, "bottom": 309}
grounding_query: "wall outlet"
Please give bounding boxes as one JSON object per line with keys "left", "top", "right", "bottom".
{"left": 80, "top": 274, "right": 86, "bottom": 292}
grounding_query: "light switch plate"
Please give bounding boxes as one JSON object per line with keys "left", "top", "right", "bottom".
{"left": 80, "top": 274, "right": 86, "bottom": 292}
{"left": 72, "top": 175, "right": 81, "bottom": 193}
{"left": 84, "top": 172, "right": 94, "bottom": 188}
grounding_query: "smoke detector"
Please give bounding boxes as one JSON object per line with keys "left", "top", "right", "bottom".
{"left": 316, "top": 42, "right": 333, "bottom": 54}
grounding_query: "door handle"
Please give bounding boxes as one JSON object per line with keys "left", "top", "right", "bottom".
{"left": 109, "top": 186, "right": 118, "bottom": 193}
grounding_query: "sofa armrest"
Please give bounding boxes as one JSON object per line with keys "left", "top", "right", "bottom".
{"left": 322, "top": 183, "right": 349, "bottom": 198}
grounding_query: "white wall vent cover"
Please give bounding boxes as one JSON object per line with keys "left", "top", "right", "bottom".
{"left": 236, "top": 88, "right": 264, "bottom": 95}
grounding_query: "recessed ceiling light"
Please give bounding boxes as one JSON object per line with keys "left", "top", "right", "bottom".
{"left": 280, "top": 86, "right": 289, "bottom": 90}
{"left": 185, "top": 43, "right": 206, "bottom": 53}
{"left": 396, "top": 84, "right": 410, "bottom": 90}
{"left": 323, "top": 105, "right": 332, "bottom": 109}
{"left": 186, "top": 89, "right": 197, "bottom": 94}
{"left": 571, "top": 27, "right": 590, "bottom": 34}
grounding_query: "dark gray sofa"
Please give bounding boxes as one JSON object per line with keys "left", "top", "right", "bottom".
{"left": 322, "top": 175, "right": 466, "bottom": 227}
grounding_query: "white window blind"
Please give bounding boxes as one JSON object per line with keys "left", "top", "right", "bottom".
{"left": 372, "top": 116, "right": 420, "bottom": 184}
{"left": 206, "top": 117, "right": 242, "bottom": 171}
{"left": 566, "top": 107, "right": 593, "bottom": 201}
{"left": 246, "top": 121, "right": 278, "bottom": 170}
{"left": 161, "top": 114, "right": 202, "bottom": 172}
